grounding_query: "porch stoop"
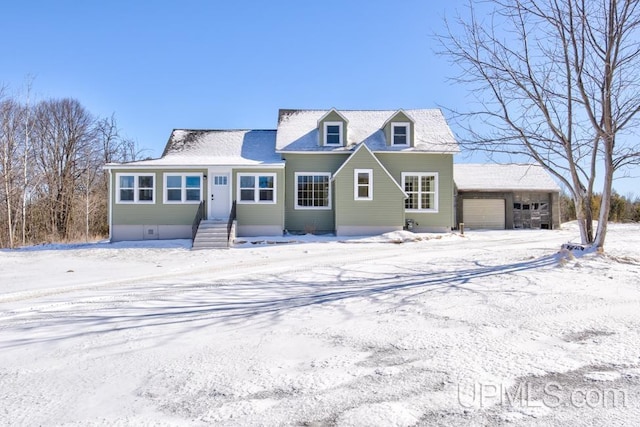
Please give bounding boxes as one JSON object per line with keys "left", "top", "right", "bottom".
{"left": 192, "top": 220, "right": 236, "bottom": 250}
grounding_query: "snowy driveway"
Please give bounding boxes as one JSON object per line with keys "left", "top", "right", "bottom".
{"left": 1, "top": 225, "right": 640, "bottom": 425}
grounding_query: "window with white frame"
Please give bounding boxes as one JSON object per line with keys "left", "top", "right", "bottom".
{"left": 295, "top": 172, "right": 331, "bottom": 209}
{"left": 324, "top": 121, "right": 343, "bottom": 145}
{"left": 391, "top": 122, "right": 410, "bottom": 145}
{"left": 354, "top": 169, "right": 372, "bottom": 200}
{"left": 117, "top": 173, "right": 155, "bottom": 203}
{"left": 163, "top": 174, "right": 202, "bottom": 203}
{"left": 237, "top": 173, "right": 276, "bottom": 203}
{"left": 402, "top": 172, "right": 438, "bottom": 211}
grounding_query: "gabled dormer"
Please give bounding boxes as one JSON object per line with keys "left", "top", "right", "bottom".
{"left": 318, "top": 109, "right": 348, "bottom": 147}
{"left": 383, "top": 110, "right": 415, "bottom": 147}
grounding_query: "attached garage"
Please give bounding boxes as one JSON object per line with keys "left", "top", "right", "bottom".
{"left": 454, "top": 164, "right": 561, "bottom": 230}
{"left": 462, "top": 199, "right": 505, "bottom": 229}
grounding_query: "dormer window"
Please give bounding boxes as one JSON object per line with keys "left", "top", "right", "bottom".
{"left": 324, "top": 121, "right": 343, "bottom": 145}
{"left": 392, "top": 122, "right": 410, "bottom": 146}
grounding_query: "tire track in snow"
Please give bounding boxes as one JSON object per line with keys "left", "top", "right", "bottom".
{"left": 0, "top": 241, "right": 425, "bottom": 320}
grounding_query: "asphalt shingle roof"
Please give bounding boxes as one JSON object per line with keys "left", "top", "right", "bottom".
{"left": 112, "top": 129, "right": 282, "bottom": 167}
{"left": 454, "top": 163, "right": 561, "bottom": 192}
{"left": 275, "top": 109, "right": 459, "bottom": 153}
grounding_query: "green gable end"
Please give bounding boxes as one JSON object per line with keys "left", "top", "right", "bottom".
{"left": 333, "top": 144, "right": 406, "bottom": 235}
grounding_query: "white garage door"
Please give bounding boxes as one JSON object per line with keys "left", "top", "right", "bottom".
{"left": 463, "top": 199, "right": 505, "bottom": 229}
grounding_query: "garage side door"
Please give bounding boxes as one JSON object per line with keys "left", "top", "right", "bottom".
{"left": 463, "top": 199, "right": 505, "bottom": 229}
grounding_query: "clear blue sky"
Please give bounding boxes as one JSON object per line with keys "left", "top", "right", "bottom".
{"left": 2, "top": 0, "right": 637, "bottom": 195}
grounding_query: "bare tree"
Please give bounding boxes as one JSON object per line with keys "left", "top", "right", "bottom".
{"left": 95, "top": 115, "right": 146, "bottom": 165}
{"left": 0, "top": 87, "right": 143, "bottom": 248}
{"left": 22, "top": 76, "right": 34, "bottom": 245}
{"left": 32, "top": 98, "right": 97, "bottom": 240}
{"left": 96, "top": 114, "right": 122, "bottom": 166}
{"left": 440, "top": 0, "right": 640, "bottom": 249}
{"left": 0, "top": 93, "right": 26, "bottom": 248}
{"left": 92, "top": 115, "right": 146, "bottom": 237}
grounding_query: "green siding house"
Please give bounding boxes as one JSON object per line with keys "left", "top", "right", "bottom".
{"left": 104, "top": 109, "right": 460, "bottom": 246}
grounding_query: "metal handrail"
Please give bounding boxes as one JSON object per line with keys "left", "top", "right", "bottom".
{"left": 191, "top": 200, "right": 205, "bottom": 241}
{"left": 227, "top": 200, "right": 237, "bottom": 244}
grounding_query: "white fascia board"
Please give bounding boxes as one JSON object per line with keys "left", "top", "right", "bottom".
{"left": 277, "top": 150, "right": 352, "bottom": 155}
{"left": 103, "top": 163, "right": 285, "bottom": 170}
{"left": 371, "top": 149, "right": 460, "bottom": 154}
{"left": 381, "top": 109, "right": 416, "bottom": 128}
{"left": 332, "top": 144, "right": 407, "bottom": 198}
{"left": 108, "top": 169, "right": 113, "bottom": 241}
{"left": 316, "top": 108, "right": 349, "bottom": 125}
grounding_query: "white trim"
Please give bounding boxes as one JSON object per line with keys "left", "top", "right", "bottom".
{"left": 294, "top": 172, "right": 332, "bottom": 210}
{"left": 103, "top": 164, "right": 285, "bottom": 170}
{"left": 317, "top": 108, "right": 349, "bottom": 125}
{"left": 278, "top": 149, "right": 457, "bottom": 154}
{"left": 381, "top": 109, "right": 416, "bottom": 129}
{"left": 115, "top": 173, "right": 155, "bottom": 204}
{"left": 391, "top": 122, "right": 411, "bottom": 146}
{"left": 371, "top": 150, "right": 457, "bottom": 153}
{"left": 108, "top": 169, "right": 113, "bottom": 241}
{"left": 402, "top": 172, "right": 439, "bottom": 213}
{"left": 277, "top": 150, "right": 350, "bottom": 155}
{"left": 323, "top": 121, "right": 343, "bottom": 146}
{"left": 236, "top": 173, "right": 277, "bottom": 204}
{"left": 354, "top": 169, "right": 373, "bottom": 200}
{"left": 332, "top": 144, "right": 406, "bottom": 197}
{"left": 163, "top": 173, "right": 203, "bottom": 204}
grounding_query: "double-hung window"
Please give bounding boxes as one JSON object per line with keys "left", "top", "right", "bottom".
{"left": 391, "top": 122, "right": 410, "bottom": 146}
{"left": 237, "top": 173, "right": 276, "bottom": 203}
{"left": 402, "top": 172, "right": 438, "bottom": 212}
{"left": 354, "top": 169, "right": 373, "bottom": 200}
{"left": 324, "top": 122, "right": 343, "bottom": 146}
{"left": 164, "top": 174, "right": 202, "bottom": 203}
{"left": 295, "top": 172, "right": 331, "bottom": 209}
{"left": 117, "top": 173, "right": 155, "bottom": 203}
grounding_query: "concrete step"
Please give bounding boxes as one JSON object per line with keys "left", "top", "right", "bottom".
{"left": 193, "top": 243, "right": 227, "bottom": 248}
{"left": 193, "top": 239, "right": 228, "bottom": 245}
{"left": 191, "top": 220, "right": 236, "bottom": 250}
{"left": 195, "top": 231, "right": 227, "bottom": 237}
{"left": 197, "top": 231, "right": 227, "bottom": 236}
{"left": 191, "top": 242, "right": 229, "bottom": 249}
{"left": 197, "top": 226, "right": 227, "bottom": 231}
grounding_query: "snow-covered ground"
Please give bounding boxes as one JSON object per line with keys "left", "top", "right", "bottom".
{"left": 1, "top": 223, "right": 640, "bottom": 426}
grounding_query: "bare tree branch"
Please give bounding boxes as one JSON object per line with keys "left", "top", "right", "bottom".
{"left": 438, "top": 0, "right": 640, "bottom": 248}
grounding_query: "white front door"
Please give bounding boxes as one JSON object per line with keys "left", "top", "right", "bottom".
{"left": 209, "top": 171, "right": 231, "bottom": 220}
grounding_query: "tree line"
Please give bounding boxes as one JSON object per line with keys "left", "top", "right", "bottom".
{"left": 0, "top": 87, "right": 142, "bottom": 248}
{"left": 560, "top": 192, "right": 640, "bottom": 224}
